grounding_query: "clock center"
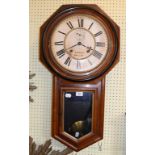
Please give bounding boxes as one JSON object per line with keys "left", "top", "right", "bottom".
{"left": 64, "top": 28, "right": 95, "bottom": 60}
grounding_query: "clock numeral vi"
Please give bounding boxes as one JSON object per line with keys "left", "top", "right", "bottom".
{"left": 94, "top": 31, "right": 103, "bottom": 37}
{"left": 78, "top": 19, "right": 84, "bottom": 27}
{"left": 93, "top": 50, "right": 103, "bottom": 59}
{"left": 67, "top": 21, "right": 74, "bottom": 29}
{"left": 56, "top": 49, "right": 65, "bottom": 58}
{"left": 77, "top": 60, "right": 81, "bottom": 69}
{"left": 64, "top": 57, "right": 71, "bottom": 66}
{"left": 96, "top": 42, "right": 105, "bottom": 47}
{"left": 55, "top": 41, "right": 63, "bottom": 45}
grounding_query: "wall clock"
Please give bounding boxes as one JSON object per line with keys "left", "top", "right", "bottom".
{"left": 40, "top": 4, "right": 120, "bottom": 151}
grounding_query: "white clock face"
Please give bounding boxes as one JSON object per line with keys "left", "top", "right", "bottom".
{"left": 51, "top": 14, "right": 108, "bottom": 72}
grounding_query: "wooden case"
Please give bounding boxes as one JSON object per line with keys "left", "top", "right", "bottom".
{"left": 39, "top": 4, "right": 120, "bottom": 151}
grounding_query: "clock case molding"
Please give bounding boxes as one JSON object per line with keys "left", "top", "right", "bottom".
{"left": 40, "top": 4, "right": 120, "bottom": 151}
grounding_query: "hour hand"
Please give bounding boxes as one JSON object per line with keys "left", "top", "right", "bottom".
{"left": 86, "top": 47, "right": 93, "bottom": 53}
{"left": 80, "top": 42, "right": 93, "bottom": 51}
{"left": 79, "top": 42, "right": 87, "bottom": 48}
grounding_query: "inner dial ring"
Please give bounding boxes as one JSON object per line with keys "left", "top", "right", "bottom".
{"left": 64, "top": 28, "right": 96, "bottom": 60}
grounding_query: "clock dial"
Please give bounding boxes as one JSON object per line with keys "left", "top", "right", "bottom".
{"left": 51, "top": 14, "right": 108, "bottom": 72}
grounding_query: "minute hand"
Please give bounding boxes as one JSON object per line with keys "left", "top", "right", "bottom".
{"left": 65, "top": 43, "right": 79, "bottom": 51}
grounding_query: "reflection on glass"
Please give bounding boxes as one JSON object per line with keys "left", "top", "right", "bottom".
{"left": 64, "top": 92, "right": 92, "bottom": 139}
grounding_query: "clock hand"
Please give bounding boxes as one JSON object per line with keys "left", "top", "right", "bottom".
{"left": 80, "top": 43, "right": 87, "bottom": 48}
{"left": 64, "top": 42, "right": 86, "bottom": 53}
{"left": 86, "top": 47, "right": 93, "bottom": 53}
{"left": 79, "top": 42, "right": 93, "bottom": 50}
{"left": 64, "top": 42, "right": 93, "bottom": 53}
{"left": 65, "top": 43, "right": 79, "bottom": 51}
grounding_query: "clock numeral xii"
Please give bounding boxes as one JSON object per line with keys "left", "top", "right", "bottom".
{"left": 78, "top": 19, "right": 84, "bottom": 27}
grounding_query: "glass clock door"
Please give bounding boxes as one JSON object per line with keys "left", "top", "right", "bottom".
{"left": 64, "top": 91, "right": 93, "bottom": 139}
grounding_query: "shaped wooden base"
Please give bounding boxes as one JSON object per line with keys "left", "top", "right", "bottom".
{"left": 52, "top": 76, "right": 105, "bottom": 151}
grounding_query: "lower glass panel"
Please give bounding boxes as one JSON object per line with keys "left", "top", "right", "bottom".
{"left": 64, "top": 91, "right": 92, "bottom": 139}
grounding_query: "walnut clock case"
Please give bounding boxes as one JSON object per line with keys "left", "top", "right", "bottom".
{"left": 40, "top": 4, "right": 120, "bottom": 151}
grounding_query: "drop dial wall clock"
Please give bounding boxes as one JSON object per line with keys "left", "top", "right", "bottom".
{"left": 40, "top": 4, "right": 120, "bottom": 151}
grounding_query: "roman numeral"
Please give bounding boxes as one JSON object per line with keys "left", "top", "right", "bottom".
{"left": 96, "top": 42, "right": 105, "bottom": 47}
{"left": 94, "top": 31, "right": 103, "bottom": 37}
{"left": 92, "top": 50, "right": 103, "bottom": 59}
{"left": 67, "top": 21, "right": 74, "bottom": 29}
{"left": 58, "top": 31, "right": 66, "bottom": 35}
{"left": 77, "top": 60, "right": 81, "bottom": 69}
{"left": 55, "top": 41, "right": 63, "bottom": 45}
{"left": 56, "top": 49, "right": 65, "bottom": 58}
{"left": 64, "top": 57, "right": 71, "bottom": 66}
{"left": 78, "top": 19, "right": 84, "bottom": 27}
{"left": 88, "top": 22, "right": 94, "bottom": 30}
{"left": 88, "top": 59, "right": 92, "bottom": 65}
